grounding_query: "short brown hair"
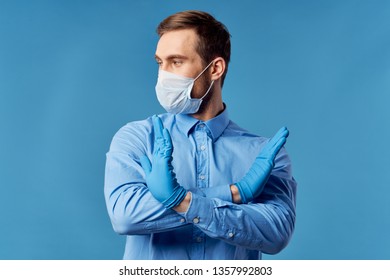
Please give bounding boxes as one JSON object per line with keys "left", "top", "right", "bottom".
{"left": 157, "top": 10, "right": 231, "bottom": 87}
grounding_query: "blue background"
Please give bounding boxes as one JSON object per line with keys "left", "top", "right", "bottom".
{"left": 1, "top": 0, "right": 389, "bottom": 259}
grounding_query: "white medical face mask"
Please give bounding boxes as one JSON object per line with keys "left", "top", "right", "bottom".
{"left": 155, "top": 61, "right": 215, "bottom": 114}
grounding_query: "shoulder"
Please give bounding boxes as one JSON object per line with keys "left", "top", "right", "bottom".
{"left": 112, "top": 117, "right": 151, "bottom": 143}
{"left": 108, "top": 113, "right": 174, "bottom": 153}
{"left": 108, "top": 116, "right": 152, "bottom": 154}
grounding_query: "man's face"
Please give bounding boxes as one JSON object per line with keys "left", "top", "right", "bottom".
{"left": 155, "top": 29, "right": 212, "bottom": 100}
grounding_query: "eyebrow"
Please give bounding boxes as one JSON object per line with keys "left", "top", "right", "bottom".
{"left": 155, "top": 54, "right": 189, "bottom": 61}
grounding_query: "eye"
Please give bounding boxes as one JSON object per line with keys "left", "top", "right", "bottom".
{"left": 173, "top": 60, "right": 183, "bottom": 66}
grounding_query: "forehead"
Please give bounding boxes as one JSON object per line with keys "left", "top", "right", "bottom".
{"left": 156, "top": 29, "right": 200, "bottom": 59}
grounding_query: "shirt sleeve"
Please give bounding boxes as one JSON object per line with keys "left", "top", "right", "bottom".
{"left": 104, "top": 122, "right": 188, "bottom": 235}
{"left": 178, "top": 149, "right": 297, "bottom": 254}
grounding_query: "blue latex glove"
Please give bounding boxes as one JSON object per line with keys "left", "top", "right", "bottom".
{"left": 235, "top": 127, "right": 289, "bottom": 203}
{"left": 140, "top": 115, "right": 187, "bottom": 209}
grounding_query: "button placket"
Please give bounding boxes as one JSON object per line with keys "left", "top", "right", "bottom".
{"left": 190, "top": 123, "right": 208, "bottom": 258}
{"left": 194, "top": 123, "right": 208, "bottom": 189}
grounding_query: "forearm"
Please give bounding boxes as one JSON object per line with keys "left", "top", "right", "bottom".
{"left": 105, "top": 183, "right": 187, "bottom": 235}
{"left": 185, "top": 195, "right": 293, "bottom": 253}
{"left": 174, "top": 177, "right": 296, "bottom": 253}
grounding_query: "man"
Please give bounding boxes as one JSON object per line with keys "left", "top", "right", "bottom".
{"left": 104, "top": 10, "right": 297, "bottom": 260}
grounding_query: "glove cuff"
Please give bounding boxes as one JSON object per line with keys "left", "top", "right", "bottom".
{"left": 162, "top": 186, "right": 187, "bottom": 209}
{"left": 234, "top": 181, "right": 253, "bottom": 204}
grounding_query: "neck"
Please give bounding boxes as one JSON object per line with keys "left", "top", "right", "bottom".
{"left": 191, "top": 87, "right": 224, "bottom": 121}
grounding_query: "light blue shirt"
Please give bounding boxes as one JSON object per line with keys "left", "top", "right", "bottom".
{"left": 104, "top": 108, "right": 297, "bottom": 259}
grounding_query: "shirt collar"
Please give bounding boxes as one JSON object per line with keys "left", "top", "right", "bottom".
{"left": 175, "top": 106, "right": 230, "bottom": 142}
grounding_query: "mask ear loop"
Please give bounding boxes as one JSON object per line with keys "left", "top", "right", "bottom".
{"left": 190, "top": 60, "right": 215, "bottom": 100}
{"left": 196, "top": 79, "right": 214, "bottom": 101}
{"left": 193, "top": 60, "right": 215, "bottom": 81}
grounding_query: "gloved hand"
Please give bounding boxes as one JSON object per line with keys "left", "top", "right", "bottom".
{"left": 140, "top": 115, "right": 187, "bottom": 209}
{"left": 235, "top": 127, "right": 289, "bottom": 203}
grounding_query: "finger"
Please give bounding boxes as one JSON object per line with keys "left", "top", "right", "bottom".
{"left": 269, "top": 136, "right": 287, "bottom": 159}
{"left": 259, "top": 127, "right": 288, "bottom": 159}
{"left": 268, "top": 127, "right": 289, "bottom": 147}
{"left": 162, "top": 128, "right": 173, "bottom": 151}
{"left": 274, "top": 127, "right": 289, "bottom": 141}
{"left": 140, "top": 155, "right": 152, "bottom": 176}
{"left": 152, "top": 115, "right": 164, "bottom": 141}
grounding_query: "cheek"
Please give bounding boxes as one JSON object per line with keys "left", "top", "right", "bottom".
{"left": 192, "top": 75, "right": 211, "bottom": 99}
{"left": 170, "top": 66, "right": 192, "bottom": 77}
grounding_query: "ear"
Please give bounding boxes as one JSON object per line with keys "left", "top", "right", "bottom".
{"left": 210, "top": 57, "right": 226, "bottom": 82}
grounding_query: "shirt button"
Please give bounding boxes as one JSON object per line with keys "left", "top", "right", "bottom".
{"left": 200, "top": 145, "right": 206, "bottom": 151}
{"left": 196, "top": 237, "right": 203, "bottom": 243}
{"left": 228, "top": 232, "right": 234, "bottom": 238}
{"left": 199, "top": 175, "right": 205, "bottom": 180}
{"left": 193, "top": 217, "right": 200, "bottom": 224}
{"left": 199, "top": 124, "right": 205, "bottom": 128}
{"left": 180, "top": 218, "right": 185, "bottom": 223}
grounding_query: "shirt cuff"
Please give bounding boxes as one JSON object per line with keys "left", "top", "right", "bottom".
{"left": 179, "top": 193, "right": 214, "bottom": 226}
